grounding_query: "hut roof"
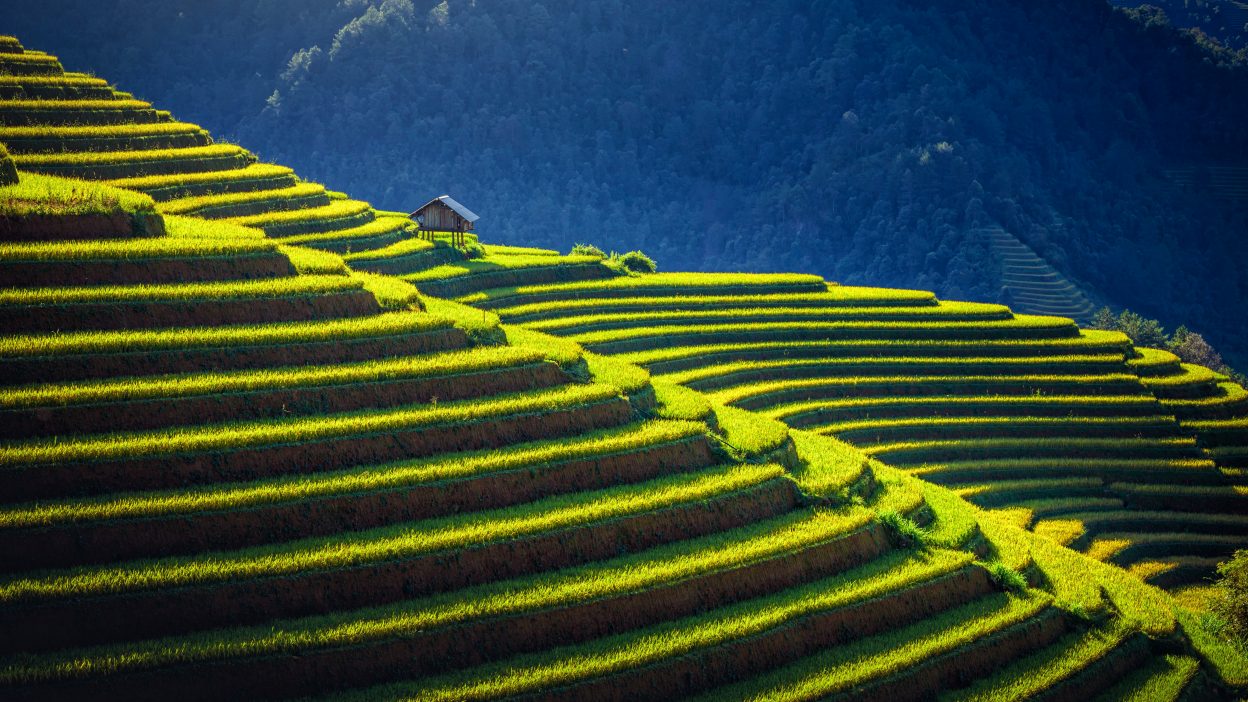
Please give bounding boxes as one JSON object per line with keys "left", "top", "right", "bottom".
{"left": 411, "top": 195, "right": 479, "bottom": 223}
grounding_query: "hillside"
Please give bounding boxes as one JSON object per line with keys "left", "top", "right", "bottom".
{"left": 1111, "top": 1, "right": 1248, "bottom": 54}
{"left": 2, "top": 33, "right": 1248, "bottom": 701}
{"left": 4, "top": 0, "right": 1248, "bottom": 366}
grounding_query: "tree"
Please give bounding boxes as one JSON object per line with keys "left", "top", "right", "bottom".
{"left": 1169, "top": 326, "right": 1225, "bottom": 370}
{"left": 1090, "top": 307, "right": 1117, "bottom": 331}
{"left": 1213, "top": 549, "right": 1248, "bottom": 642}
{"left": 1114, "top": 310, "right": 1168, "bottom": 349}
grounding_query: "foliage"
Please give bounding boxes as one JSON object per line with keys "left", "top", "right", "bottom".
{"left": 876, "top": 509, "right": 929, "bottom": 549}
{"left": 1089, "top": 307, "right": 1168, "bottom": 349}
{"left": 462, "top": 242, "right": 486, "bottom": 259}
{"left": 1212, "top": 549, "right": 1248, "bottom": 644}
{"left": 1170, "top": 325, "right": 1224, "bottom": 370}
{"left": 0, "top": 171, "right": 154, "bottom": 217}
{"left": 569, "top": 243, "right": 605, "bottom": 259}
{"left": 984, "top": 560, "right": 1028, "bottom": 594}
{"left": 606, "top": 250, "right": 657, "bottom": 275}
{"left": 1093, "top": 306, "right": 1243, "bottom": 379}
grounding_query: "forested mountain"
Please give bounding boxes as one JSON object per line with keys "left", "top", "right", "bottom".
{"left": 4, "top": 0, "right": 1248, "bottom": 362}
{"left": 1112, "top": 0, "right": 1248, "bottom": 54}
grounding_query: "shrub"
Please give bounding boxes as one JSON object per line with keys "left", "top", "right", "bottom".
{"left": 462, "top": 242, "right": 486, "bottom": 259}
{"left": 609, "top": 249, "right": 658, "bottom": 274}
{"left": 1169, "top": 326, "right": 1225, "bottom": 370}
{"left": 985, "top": 560, "right": 1029, "bottom": 594}
{"left": 876, "top": 509, "right": 929, "bottom": 549}
{"left": 1212, "top": 549, "right": 1248, "bottom": 643}
{"left": 570, "top": 243, "right": 605, "bottom": 258}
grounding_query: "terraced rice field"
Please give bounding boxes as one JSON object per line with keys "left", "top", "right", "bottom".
{"left": 467, "top": 270, "right": 1248, "bottom": 592}
{"left": 0, "top": 39, "right": 461, "bottom": 270}
{"left": 985, "top": 227, "right": 1097, "bottom": 323}
{"left": 0, "top": 35, "right": 1245, "bottom": 700}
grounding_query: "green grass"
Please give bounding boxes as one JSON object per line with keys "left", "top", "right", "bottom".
{"left": 322, "top": 549, "right": 977, "bottom": 702}
{"left": 766, "top": 394, "right": 1161, "bottom": 422}
{"left": 584, "top": 352, "right": 650, "bottom": 394}
{"left": 0, "top": 345, "right": 545, "bottom": 409}
{"left": 1107, "top": 482, "right": 1248, "bottom": 499}
{"left": 942, "top": 623, "right": 1136, "bottom": 701}
{"left": 279, "top": 245, "right": 347, "bottom": 276}
{"left": 0, "top": 122, "right": 205, "bottom": 139}
{"left": 0, "top": 508, "right": 880, "bottom": 685}
{"left": 616, "top": 332, "right": 1132, "bottom": 367}
{"left": 706, "top": 373, "right": 1142, "bottom": 407}
{"left": 13, "top": 143, "right": 245, "bottom": 166}
{"left": 481, "top": 244, "right": 560, "bottom": 256}
{"left": 1128, "top": 347, "right": 1182, "bottom": 373}
{"left": 653, "top": 381, "right": 714, "bottom": 422}
{"left": 273, "top": 215, "right": 406, "bottom": 247}
{"left": 911, "top": 457, "right": 1217, "bottom": 481}
{"left": 0, "top": 420, "right": 703, "bottom": 530}
{"left": 0, "top": 74, "right": 107, "bottom": 87}
{"left": 1140, "top": 363, "right": 1221, "bottom": 387}
{"left": 502, "top": 325, "right": 584, "bottom": 367}
{"left": 570, "top": 315, "right": 1081, "bottom": 347}
{"left": 456, "top": 272, "right": 830, "bottom": 305}
{"left": 1089, "top": 654, "right": 1199, "bottom": 702}
{"left": 0, "top": 274, "right": 360, "bottom": 306}
{"left": 521, "top": 301, "right": 1012, "bottom": 334}
{"left": 956, "top": 478, "right": 1105, "bottom": 502}
{"left": 0, "top": 234, "right": 273, "bottom": 262}
{"left": 819, "top": 414, "right": 1177, "bottom": 436}
{"left": 787, "top": 430, "right": 872, "bottom": 498}
{"left": 918, "top": 482, "right": 983, "bottom": 549}
{"left": 1177, "top": 608, "right": 1248, "bottom": 687}
{"left": 419, "top": 296, "right": 501, "bottom": 341}
{"left": 350, "top": 271, "right": 420, "bottom": 310}
{"left": 403, "top": 254, "right": 604, "bottom": 283}
{"left": 158, "top": 182, "right": 326, "bottom": 215}
{"left": 0, "top": 99, "right": 150, "bottom": 111}
{"left": 223, "top": 198, "right": 370, "bottom": 228}
{"left": 0, "top": 461, "right": 782, "bottom": 605}
{"left": 163, "top": 214, "right": 266, "bottom": 240}
{"left": 490, "top": 288, "right": 941, "bottom": 319}
{"left": 714, "top": 404, "right": 791, "bottom": 458}
{"left": 340, "top": 236, "right": 433, "bottom": 261}
{"left": 0, "top": 171, "right": 154, "bottom": 216}
{"left": 103, "top": 162, "right": 294, "bottom": 192}
{"left": 690, "top": 592, "right": 1051, "bottom": 702}
{"left": 0, "top": 310, "right": 450, "bottom": 359}
{"left": 655, "top": 354, "right": 1127, "bottom": 387}
{"left": 1185, "top": 414, "right": 1248, "bottom": 431}
{"left": 0, "top": 383, "right": 620, "bottom": 469}
{"left": 864, "top": 436, "right": 1197, "bottom": 459}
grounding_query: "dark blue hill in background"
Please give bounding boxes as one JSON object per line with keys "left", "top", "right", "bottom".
{"left": 4, "top": 0, "right": 1248, "bottom": 362}
{"left": 1110, "top": 0, "right": 1248, "bottom": 53}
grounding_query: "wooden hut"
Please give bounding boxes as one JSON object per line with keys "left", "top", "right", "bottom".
{"left": 410, "top": 195, "right": 479, "bottom": 247}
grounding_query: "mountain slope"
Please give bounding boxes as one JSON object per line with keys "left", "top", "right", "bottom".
{"left": 2, "top": 32, "right": 1247, "bottom": 701}
{"left": 7, "top": 0, "right": 1246, "bottom": 361}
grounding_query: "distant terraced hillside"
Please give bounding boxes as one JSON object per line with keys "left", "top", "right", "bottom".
{"left": 2, "top": 35, "right": 1247, "bottom": 700}
{"left": 1166, "top": 165, "right": 1248, "bottom": 207}
{"left": 985, "top": 228, "right": 1097, "bottom": 324}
